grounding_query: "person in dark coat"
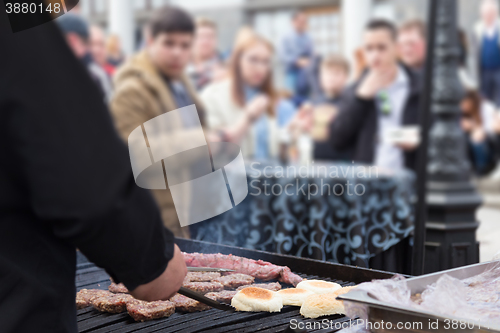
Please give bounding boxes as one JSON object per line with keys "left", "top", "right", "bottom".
{"left": 56, "top": 13, "right": 113, "bottom": 102}
{"left": 329, "top": 19, "right": 422, "bottom": 171}
{"left": 473, "top": 0, "right": 500, "bottom": 107}
{"left": 0, "top": 7, "right": 186, "bottom": 333}
{"left": 461, "top": 90, "right": 499, "bottom": 176}
{"left": 311, "top": 55, "right": 352, "bottom": 161}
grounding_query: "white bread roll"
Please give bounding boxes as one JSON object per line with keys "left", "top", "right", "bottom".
{"left": 300, "top": 293, "right": 345, "bottom": 318}
{"left": 330, "top": 285, "right": 357, "bottom": 298}
{"left": 296, "top": 280, "right": 342, "bottom": 294}
{"left": 231, "top": 287, "right": 283, "bottom": 312}
{"left": 276, "top": 288, "right": 314, "bottom": 306}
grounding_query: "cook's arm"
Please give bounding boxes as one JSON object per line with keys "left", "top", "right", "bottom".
{"left": 1, "top": 19, "right": 185, "bottom": 299}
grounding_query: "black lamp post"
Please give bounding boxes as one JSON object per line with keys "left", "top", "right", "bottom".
{"left": 418, "top": 0, "right": 481, "bottom": 274}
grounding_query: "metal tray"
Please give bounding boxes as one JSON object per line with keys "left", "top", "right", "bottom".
{"left": 338, "top": 261, "right": 500, "bottom": 333}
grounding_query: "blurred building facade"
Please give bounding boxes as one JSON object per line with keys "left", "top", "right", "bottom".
{"left": 79, "top": 0, "right": 485, "bottom": 86}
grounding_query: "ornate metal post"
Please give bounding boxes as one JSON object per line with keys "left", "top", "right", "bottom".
{"left": 424, "top": 0, "right": 481, "bottom": 273}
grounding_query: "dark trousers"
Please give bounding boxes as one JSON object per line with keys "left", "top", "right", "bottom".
{"left": 480, "top": 67, "right": 500, "bottom": 107}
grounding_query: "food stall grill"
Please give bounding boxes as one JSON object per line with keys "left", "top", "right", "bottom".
{"left": 76, "top": 238, "right": 394, "bottom": 333}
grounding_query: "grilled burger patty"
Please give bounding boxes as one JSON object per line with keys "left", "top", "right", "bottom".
{"left": 76, "top": 289, "right": 111, "bottom": 309}
{"left": 108, "top": 282, "right": 129, "bottom": 294}
{"left": 184, "top": 272, "right": 221, "bottom": 282}
{"left": 215, "top": 273, "right": 255, "bottom": 289}
{"left": 204, "top": 290, "right": 238, "bottom": 304}
{"left": 169, "top": 293, "right": 216, "bottom": 312}
{"left": 182, "top": 281, "right": 224, "bottom": 294}
{"left": 126, "top": 300, "right": 176, "bottom": 322}
{"left": 92, "top": 293, "right": 134, "bottom": 313}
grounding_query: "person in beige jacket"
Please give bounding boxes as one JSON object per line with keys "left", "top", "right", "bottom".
{"left": 201, "top": 29, "right": 297, "bottom": 160}
{"left": 111, "top": 7, "right": 267, "bottom": 238}
{"left": 110, "top": 6, "right": 206, "bottom": 238}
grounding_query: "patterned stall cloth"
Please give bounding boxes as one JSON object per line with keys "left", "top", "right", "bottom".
{"left": 192, "top": 161, "right": 416, "bottom": 269}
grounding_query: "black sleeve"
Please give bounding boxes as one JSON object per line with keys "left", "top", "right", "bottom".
{"left": 467, "top": 134, "right": 498, "bottom": 177}
{"left": 0, "top": 16, "right": 173, "bottom": 290}
{"left": 329, "top": 87, "right": 375, "bottom": 150}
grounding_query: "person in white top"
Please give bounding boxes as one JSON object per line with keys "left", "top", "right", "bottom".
{"left": 329, "top": 19, "right": 422, "bottom": 171}
{"left": 201, "top": 29, "right": 296, "bottom": 160}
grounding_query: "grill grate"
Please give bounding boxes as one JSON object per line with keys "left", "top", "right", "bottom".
{"left": 76, "top": 239, "right": 393, "bottom": 333}
{"left": 77, "top": 267, "right": 356, "bottom": 333}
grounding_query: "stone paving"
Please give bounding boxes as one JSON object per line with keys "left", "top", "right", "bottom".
{"left": 477, "top": 205, "right": 500, "bottom": 262}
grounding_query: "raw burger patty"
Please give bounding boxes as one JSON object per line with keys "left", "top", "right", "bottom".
{"left": 127, "top": 300, "right": 175, "bottom": 322}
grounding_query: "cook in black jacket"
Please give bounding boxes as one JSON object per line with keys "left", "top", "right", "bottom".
{"left": 329, "top": 20, "right": 422, "bottom": 171}
{"left": 0, "top": 8, "right": 186, "bottom": 333}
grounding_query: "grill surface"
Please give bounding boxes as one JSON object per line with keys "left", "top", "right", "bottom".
{"left": 76, "top": 239, "right": 394, "bottom": 333}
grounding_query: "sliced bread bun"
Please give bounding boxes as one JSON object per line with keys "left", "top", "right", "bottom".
{"left": 231, "top": 287, "right": 283, "bottom": 312}
{"left": 300, "top": 293, "right": 345, "bottom": 318}
{"left": 276, "top": 288, "right": 314, "bottom": 306}
{"left": 296, "top": 280, "right": 342, "bottom": 294}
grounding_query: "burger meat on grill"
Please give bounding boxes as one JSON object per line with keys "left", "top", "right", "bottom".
{"left": 182, "top": 281, "right": 224, "bottom": 294}
{"left": 126, "top": 300, "right": 175, "bottom": 322}
{"left": 204, "top": 290, "right": 238, "bottom": 304}
{"left": 183, "top": 253, "right": 303, "bottom": 286}
{"left": 170, "top": 293, "right": 215, "bottom": 312}
{"left": 108, "top": 282, "right": 129, "bottom": 294}
{"left": 183, "top": 271, "right": 221, "bottom": 282}
{"left": 215, "top": 273, "right": 254, "bottom": 289}
{"left": 236, "top": 282, "right": 282, "bottom": 292}
{"left": 76, "top": 289, "right": 112, "bottom": 309}
{"left": 92, "top": 293, "right": 134, "bottom": 313}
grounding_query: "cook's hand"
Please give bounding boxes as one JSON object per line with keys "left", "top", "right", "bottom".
{"left": 356, "top": 67, "right": 397, "bottom": 99}
{"left": 245, "top": 95, "right": 270, "bottom": 123}
{"left": 130, "top": 244, "right": 187, "bottom": 302}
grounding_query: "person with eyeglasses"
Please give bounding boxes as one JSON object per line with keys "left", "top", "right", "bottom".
{"left": 201, "top": 28, "right": 296, "bottom": 160}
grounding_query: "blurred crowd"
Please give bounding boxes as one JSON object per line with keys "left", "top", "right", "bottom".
{"left": 55, "top": 0, "right": 500, "bottom": 237}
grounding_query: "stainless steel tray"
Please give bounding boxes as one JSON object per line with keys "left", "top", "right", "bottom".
{"left": 338, "top": 261, "right": 500, "bottom": 333}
